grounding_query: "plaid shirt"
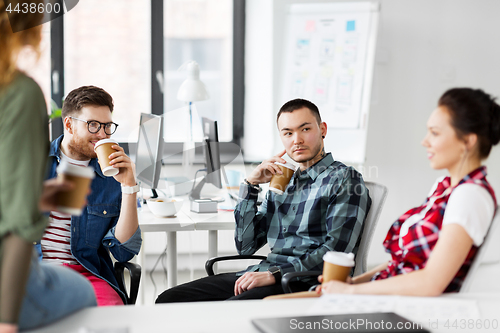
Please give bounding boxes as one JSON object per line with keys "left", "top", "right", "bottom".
{"left": 373, "top": 166, "right": 496, "bottom": 292}
{"left": 234, "top": 153, "right": 371, "bottom": 275}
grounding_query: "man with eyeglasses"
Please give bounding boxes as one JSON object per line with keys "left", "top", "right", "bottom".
{"left": 39, "top": 86, "right": 142, "bottom": 306}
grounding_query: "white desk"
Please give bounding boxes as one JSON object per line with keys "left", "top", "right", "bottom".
{"left": 26, "top": 293, "right": 500, "bottom": 333}
{"left": 138, "top": 200, "right": 235, "bottom": 288}
{"left": 184, "top": 207, "right": 236, "bottom": 258}
{"left": 138, "top": 208, "right": 195, "bottom": 289}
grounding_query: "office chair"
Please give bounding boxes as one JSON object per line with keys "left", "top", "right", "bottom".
{"left": 114, "top": 261, "right": 141, "bottom": 305}
{"left": 460, "top": 206, "right": 500, "bottom": 293}
{"left": 205, "top": 182, "right": 388, "bottom": 293}
{"left": 280, "top": 181, "right": 388, "bottom": 293}
{"left": 205, "top": 255, "right": 267, "bottom": 276}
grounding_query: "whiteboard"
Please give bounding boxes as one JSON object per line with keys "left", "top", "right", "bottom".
{"left": 280, "top": 2, "right": 379, "bottom": 164}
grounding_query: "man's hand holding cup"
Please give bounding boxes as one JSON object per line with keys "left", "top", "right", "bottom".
{"left": 246, "top": 150, "right": 297, "bottom": 196}
{"left": 246, "top": 150, "right": 288, "bottom": 185}
{"left": 94, "top": 139, "right": 136, "bottom": 187}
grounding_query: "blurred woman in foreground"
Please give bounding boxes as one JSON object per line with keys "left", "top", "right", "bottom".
{"left": 0, "top": 2, "right": 96, "bottom": 332}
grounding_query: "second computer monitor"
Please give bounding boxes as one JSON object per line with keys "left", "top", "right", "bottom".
{"left": 202, "top": 117, "right": 222, "bottom": 189}
{"left": 135, "top": 113, "right": 164, "bottom": 197}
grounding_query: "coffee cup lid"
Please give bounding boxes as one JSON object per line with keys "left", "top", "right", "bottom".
{"left": 56, "top": 159, "right": 95, "bottom": 179}
{"left": 323, "top": 251, "right": 355, "bottom": 267}
{"left": 274, "top": 161, "right": 297, "bottom": 171}
{"left": 94, "top": 139, "right": 118, "bottom": 151}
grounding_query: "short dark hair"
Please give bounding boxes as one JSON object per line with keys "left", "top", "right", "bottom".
{"left": 61, "top": 86, "right": 114, "bottom": 119}
{"left": 439, "top": 88, "right": 500, "bottom": 159}
{"left": 277, "top": 99, "right": 321, "bottom": 125}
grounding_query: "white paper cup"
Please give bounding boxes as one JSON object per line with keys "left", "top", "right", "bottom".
{"left": 322, "top": 252, "right": 355, "bottom": 282}
{"left": 94, "top": 139, "right": 119, "bottom": 177}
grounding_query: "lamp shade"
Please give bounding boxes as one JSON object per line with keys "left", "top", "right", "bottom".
{"left": 177, "top": 61, "right": 210, "bottom": 102}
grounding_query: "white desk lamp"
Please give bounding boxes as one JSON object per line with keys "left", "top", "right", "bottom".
{"left": 177, "top": 61, "right": 209, "bottom": 168}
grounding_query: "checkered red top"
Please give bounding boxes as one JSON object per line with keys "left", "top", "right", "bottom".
{"left": 373, "top": 166, "right": 496, "bottom": 292}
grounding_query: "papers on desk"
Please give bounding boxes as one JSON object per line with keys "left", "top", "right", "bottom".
{"left": 217, "top": 191, "right": 237, "bottom": 211}
{"left": 218, "top": 203, "right": 235, "bottom": 211}
{"left": 308, "top": 294, "right": 395, "bottom": 316}
{"left": 308, "top": 294, "right": 480, "bottom": 329}
{"left": 79, "top": 327, "right": 129, "bottom": 333}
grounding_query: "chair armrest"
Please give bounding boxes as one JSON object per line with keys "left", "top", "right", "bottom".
{"left": 281, "top": 271, "right": 321, "bottom": 293}
{"left": 114, "top": 261, "right": 141, "bottom": 305}
{"left": 205, "top": 255, "right": 267, "bottom": 276}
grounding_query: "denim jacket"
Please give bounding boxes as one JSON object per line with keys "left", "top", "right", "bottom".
{"left": 43, "top": 135, "right": 142, "bottom": 303}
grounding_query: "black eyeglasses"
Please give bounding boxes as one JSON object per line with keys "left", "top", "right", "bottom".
{"left": 69, "top": 116, "right": 119, "bottom": 135}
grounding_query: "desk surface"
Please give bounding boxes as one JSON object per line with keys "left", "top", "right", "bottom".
{"left": 26, "top": 293, "right": 500, "bottom": 333}
{"left": 138, "top": 209, "right": 195, "bottom": 232}
{"left": 139, "top": 197, "right": 236, "bottom": 232}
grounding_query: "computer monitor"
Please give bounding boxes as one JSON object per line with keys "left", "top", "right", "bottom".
{"left": 189, "top": 117, "right": 223, "bottom": 201}
{"left": 135, "top": 113, "right": 164, "bottom": 198}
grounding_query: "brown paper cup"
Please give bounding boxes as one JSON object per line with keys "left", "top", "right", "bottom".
{"left": 269, "top": 162, "right": 296, "bottom": 195}
{"left": 94, "top": 139, "right": 119, "bottom": 177}
{"left": 322, "top": 252, "right": 355, "bottom": 283}
{"left": 55, "top": 160, "right": 95, "bottom": 216}
{"left": 322, "top": 262, "right": 353, "bottom": 282}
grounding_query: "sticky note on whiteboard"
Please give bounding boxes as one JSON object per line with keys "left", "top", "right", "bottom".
{"left": 346, "top": 20, "right": 355, "bottom": 31}
{"left": 305, "top": 20, "right": 316, "bottom": 32}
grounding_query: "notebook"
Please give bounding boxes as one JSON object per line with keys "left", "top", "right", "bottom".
{"left": 252, "top": 312, "right": 430, "bottom": 333}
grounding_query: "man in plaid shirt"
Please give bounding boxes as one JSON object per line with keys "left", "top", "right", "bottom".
{"left": 156, "top": 99, "right": 371, "bottom": 303}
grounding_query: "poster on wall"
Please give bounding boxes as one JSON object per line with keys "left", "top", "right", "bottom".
{"left": 282, "top": 2, "right": 378, "bottom": 129}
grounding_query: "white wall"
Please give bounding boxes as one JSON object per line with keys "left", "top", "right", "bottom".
{"left": 245, "top": 0, "right": 500, "bottom": 267}
{"left": 243, "top": 0, "right": 276, "bottom": 161}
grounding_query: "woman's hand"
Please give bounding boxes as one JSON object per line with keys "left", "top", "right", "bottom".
{"left": 320, "top": 280, "right": 355, "bottom": 294}
{"left": 0, "top": 323, "right": 18, "bottom": 333}
{"left": 39, "top": 178, "right": 91, "bottom": 213}
{"left": 315, "top": 274, "right": 354, "bottom": 295}
{"left": 39, "top": 178, "right": 74, "bottom": 212}
{"left": 317, "top": 274, "right": 352, "bottom": 284}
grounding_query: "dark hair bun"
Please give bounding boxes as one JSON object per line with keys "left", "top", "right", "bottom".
{"left": 489, "top": 98, "right": 500, "bottom": 146}
{"left": 438, "top": 88, "right": 500, "bottom": 158}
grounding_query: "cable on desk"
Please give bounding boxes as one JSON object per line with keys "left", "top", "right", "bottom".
{"left": 149, "top": 243, "right": 169, "bottom": 304}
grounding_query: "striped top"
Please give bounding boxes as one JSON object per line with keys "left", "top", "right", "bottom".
{"left": 41, "top": 153, "right": 90, "bottom": 265}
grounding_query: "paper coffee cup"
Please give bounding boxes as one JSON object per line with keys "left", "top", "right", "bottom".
{"left": 55, "top": 159, "right": 95, "bottom": 216}
{"left": 94, "top": 139, "right": 119, "bottom": 177}
{"left": 322, "top": 252, "right": 355, "bottom": 283}
{"left": 269, "top": 162, "right": 296, "bottom": 195}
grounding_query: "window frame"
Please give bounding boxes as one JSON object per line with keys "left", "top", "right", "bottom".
{"left": 50, "top": 0, "right": 244, "bottom": 163}
{"left": 50, "top": 1, "right": 64, "bottom": 142}
{"left": 151, "top": 0, "right": 245, "bottom": 164}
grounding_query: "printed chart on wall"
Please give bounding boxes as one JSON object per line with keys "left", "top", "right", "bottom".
{"left": 281, "top": 2, "right": 379, "bottom": 164}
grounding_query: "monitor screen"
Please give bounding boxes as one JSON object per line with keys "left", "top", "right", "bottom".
{"left": 202, "top": 117, "right": 222, "bottom": 189}
{"left": 135, "top": 113, "right": 164, "bottom": 191}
